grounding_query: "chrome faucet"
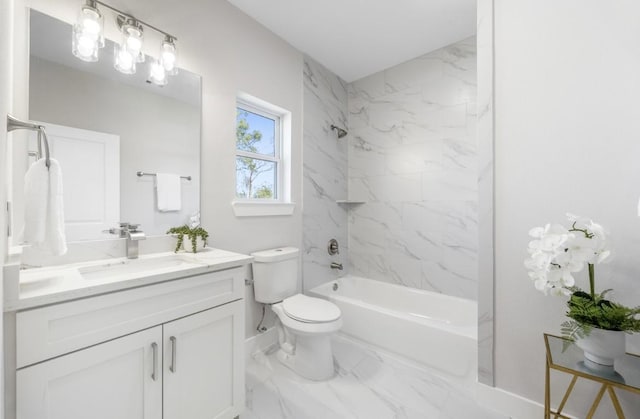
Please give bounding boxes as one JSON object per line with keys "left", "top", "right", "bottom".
{"left": 330, "top": 262, "right": 343, "bottom": 270}
{"left": 124, "top": 224, "right": 146, "bottom": 259}
{"left": 104, "top": 222, "right": 146, "bottom": 259}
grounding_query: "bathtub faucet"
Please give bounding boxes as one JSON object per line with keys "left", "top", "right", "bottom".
{"left": 330, "top": 262, "right": 343, "bottom": 270}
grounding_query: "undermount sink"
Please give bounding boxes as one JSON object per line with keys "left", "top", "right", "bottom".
{"left": 79, "top": 255, "right": 198, "bottom": 281}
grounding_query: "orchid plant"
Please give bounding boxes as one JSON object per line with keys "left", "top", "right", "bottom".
{"left": 525, "top": 214, "right": 640, "bottom": 341}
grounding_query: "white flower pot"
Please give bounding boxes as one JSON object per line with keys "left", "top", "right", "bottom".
{"left": 181, "top": 239, "right": 206, "bottom": 253}
{"left": 575, "top": 328, "right": 626, "bottom": 369}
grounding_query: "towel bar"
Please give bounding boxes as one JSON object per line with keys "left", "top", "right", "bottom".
{"left": 136, "top": 171, "right": 192, "bottom": 181}
{"left": 6, "top": 114, "right": 51, "bottom": 168}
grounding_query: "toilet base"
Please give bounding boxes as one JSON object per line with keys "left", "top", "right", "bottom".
{"left": 277, "top": 333, "right": 336, "bottom": 381}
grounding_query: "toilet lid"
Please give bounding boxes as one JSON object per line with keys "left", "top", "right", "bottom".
{"left": 282, "top": 294, "right": 341, "bottom": 323}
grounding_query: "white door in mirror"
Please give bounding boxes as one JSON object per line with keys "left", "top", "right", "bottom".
{"left": 33, "top": 122, "right": 120, "bottom": 242}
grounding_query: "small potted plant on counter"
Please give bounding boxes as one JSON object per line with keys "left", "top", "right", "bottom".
{"left": 167, "top": 225, "right": 209, "bottom": 253}
{"left": 524, "top": 213, "right": 640, "bottom": 370}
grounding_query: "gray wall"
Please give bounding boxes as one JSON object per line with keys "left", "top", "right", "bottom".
{"left": 494, "top": 0, "right": 640, "bottom": 415}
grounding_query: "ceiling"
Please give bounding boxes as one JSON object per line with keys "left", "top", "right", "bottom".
{"left": 226, "top": 0, "right": 477, "bottom": 82}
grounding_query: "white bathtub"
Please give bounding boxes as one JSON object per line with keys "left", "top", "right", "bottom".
{"left": 309, "top": 275, "right": 477, "bottom": 380}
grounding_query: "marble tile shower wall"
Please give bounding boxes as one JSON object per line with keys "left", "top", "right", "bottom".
{"left": 302, "top": 57, "right": 349, "bottom": 291}
{"left": 347, "top": 37, "right": 478, "bottom": 300}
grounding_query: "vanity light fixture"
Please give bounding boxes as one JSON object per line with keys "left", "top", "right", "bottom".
{"left": 72, "top": 0, "right": 104, "bottom": 62}
{"left": 71, "top": 0, "right": 178, "bottom": 84}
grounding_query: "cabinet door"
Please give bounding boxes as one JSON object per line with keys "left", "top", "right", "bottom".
{"left": 163, "top": 300, "right": 244, "bottom": 419}
{"left": 17, "top": 326, "right": 163, "bottom": 419}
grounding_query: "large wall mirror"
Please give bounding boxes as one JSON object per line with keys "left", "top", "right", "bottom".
{"left": 11, "top": 9, "right": 201, "bottom": 244}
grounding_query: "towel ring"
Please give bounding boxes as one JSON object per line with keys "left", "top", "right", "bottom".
{"left": 6, "top": 114, "right": 51, "bottom": 169}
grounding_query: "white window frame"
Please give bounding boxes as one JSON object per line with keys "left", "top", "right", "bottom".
{"left": 232, "top": 93, "right": 294, "bottom": 217}
{"left": 235, "top": 100, "right": 282, "bottom": 201}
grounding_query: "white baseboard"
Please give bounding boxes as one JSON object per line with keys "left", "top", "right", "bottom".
{"left": 476, "top": 383, "right": 547, "bottom": 419}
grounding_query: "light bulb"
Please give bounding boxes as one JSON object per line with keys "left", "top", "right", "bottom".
{"left": 81, "top": 16, "right": 101, "bottom": 35}
{"left": 162, "top": 51, "right": 175, "bottom": 71}
{"left": 72, "top": 1, "right": 104, "bottom": 62}
{"left": 126, "top": 35, "right": 142, "bottom": 54}
{"left": 76, "top": 34, "right": 97, "bottom": 57}
{"left": 114, "top": 45, "right": 135, "bottom": 74}
{"left": 149, "top": 60, "right": 167, "bottom": 86}
{"left": 160, "top": 36, "right": 178, "bottom": 75}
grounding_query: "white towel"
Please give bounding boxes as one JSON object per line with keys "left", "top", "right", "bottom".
{"left": 156, "top": 173, "right": 182, "bottom": 212}
{"left": 23, "top": 158, "right": 67, "bottom": 256}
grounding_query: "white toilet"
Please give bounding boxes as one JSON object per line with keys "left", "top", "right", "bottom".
{"left": 251, "top": 247, "right": 342, "bottom": 380}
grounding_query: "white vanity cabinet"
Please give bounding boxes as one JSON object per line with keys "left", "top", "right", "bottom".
{"left": 8, "top": 263, "right": 247, "bottom": 419}
{"left": 163, "top": 301, "right": 243, "bottom": 419}
{"left": 17, "top": 327, "right": 164, "bottom": 419}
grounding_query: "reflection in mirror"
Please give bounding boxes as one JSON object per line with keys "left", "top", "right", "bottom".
{"left": 15, "top": 9, "right": 201, "bottom": 243}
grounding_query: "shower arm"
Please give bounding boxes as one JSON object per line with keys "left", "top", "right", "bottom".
{"left": 6, "top": 114, "right": 51, "bottom": 169}
{"left": 330, "top": 124, "right": 348, "bottom": 139}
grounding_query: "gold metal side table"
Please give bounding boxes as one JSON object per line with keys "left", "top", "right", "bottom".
{"left": 544, "top": 333, "right": 640, "bottom": 419}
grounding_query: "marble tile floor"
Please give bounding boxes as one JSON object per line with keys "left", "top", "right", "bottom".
{"left": 244, "top": 334, "right": 510, "bottom": 419}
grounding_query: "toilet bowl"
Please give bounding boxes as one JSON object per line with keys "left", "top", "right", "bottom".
{"left": 250, "top": 247, "right": 342, "bottom": 381}
{"left": 271, "top": 294, "right": 342, "bottom": 380}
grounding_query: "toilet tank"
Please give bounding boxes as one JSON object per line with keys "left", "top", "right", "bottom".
{"left": 251, "top": 247, "right": 300, "bottom": 304}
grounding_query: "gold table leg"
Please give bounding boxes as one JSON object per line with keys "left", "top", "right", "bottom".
{"left": 586, "top": 384, "right": 607, "bottom": 419}
{"left": 545, "top": 356, "right": 551, "bottom": 419}
{"left": 553, "top": 375, "right": 578, "bottom": 419}
{"left": 607, "top": 386, "right": 626, "bottom": 419}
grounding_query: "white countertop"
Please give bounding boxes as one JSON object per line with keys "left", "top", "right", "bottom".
{"left": 5, "top": 248, "right": 253, "bottom": 312}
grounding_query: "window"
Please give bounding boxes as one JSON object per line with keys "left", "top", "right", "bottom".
{"left": 232, "top": 94, "right": 294, "bottom": 217}
{"left": 235, "top": 101, "right": 281, "bottom": 200}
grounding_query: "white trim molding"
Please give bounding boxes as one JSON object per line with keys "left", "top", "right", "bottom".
{"left": 476, "top": 383, "right": 548, "bottom": 419}
{"left": 231, "top": 201, "right": 295, "bottom": 217}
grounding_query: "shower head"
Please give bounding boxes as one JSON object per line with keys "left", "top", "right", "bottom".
{"left": 330, "top": 124, "right": 348, "bottom": 139}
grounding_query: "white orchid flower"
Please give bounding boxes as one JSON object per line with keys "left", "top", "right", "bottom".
{"left": 528, "top": 226, "right": 546, "bottom": 238}
{"left": 525, "top": 215, "right": 611, "bottom": 297}
{"left": 596, "top": 250, "right": 611, "bottom": 264}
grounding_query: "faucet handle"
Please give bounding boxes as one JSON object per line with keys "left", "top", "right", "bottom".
{"left": 328, "top": 239, "right": 340, "bottom": 255}
{"left": 128, "top": 224, "right": 141, "bottom": 232}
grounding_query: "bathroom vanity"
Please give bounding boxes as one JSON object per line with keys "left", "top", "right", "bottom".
{"left": 3, "top": 248, "right": 251, "bottom": 419}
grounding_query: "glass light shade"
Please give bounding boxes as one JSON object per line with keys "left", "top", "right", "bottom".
{"left": 160, "top": 37, "right": 178, "bottom": 75}
{"left": 114, "top": 44, "right": 136, "bottom": 74}
{"left": 71, "top": 4, "right": 104, "bottom": 62}
{"left": 114, "top": 22, "right": 143, "bottom": 74}
{"left": 149, "top": 60, "right": 167, "bottom": 86}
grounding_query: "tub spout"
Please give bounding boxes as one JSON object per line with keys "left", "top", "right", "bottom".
{"left": 330, "top": 262, "right": 343, "bottom": 270}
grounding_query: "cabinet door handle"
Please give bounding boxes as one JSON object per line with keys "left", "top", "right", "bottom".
{"left": 169, "top": 336, "right": 177, "bottom": 373}
{"left": 151, "top": 342, "right": 158, "bottom": 381}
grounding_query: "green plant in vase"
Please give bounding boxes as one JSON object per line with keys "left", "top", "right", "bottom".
{"left": 167, "top": 225, "right": 209, "bottom": 253}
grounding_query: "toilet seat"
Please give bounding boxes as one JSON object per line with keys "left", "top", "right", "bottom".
{"left": 282, "top": 294, "right": 341, "bottom": 323}
{"left": 271, "top": 296, "right": 342, "bottom": 336}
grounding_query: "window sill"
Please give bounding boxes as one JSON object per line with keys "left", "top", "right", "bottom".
{"left": 231, "top": 201, "right": 296, "bottom": 217}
